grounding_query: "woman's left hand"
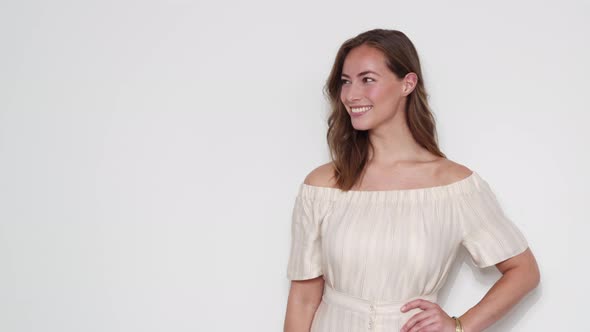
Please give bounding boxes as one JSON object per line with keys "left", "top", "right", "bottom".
{"left": 399, "top": 299, "right": 456, "bottom": 332}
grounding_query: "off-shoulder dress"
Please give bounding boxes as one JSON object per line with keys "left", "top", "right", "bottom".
{"left": 286, "top": 171, "right": 529, "bottom": 331}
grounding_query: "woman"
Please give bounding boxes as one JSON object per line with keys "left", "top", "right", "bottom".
{"left": 283, "top": 29, "right": 540, "bottom": 332}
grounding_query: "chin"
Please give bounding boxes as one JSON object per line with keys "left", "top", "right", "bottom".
{"left": 351, "top": 122, "right": 372, "bottom": 131}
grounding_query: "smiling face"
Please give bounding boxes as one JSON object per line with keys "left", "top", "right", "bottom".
{"left": 340, "top": 44, "right": 412, "bottom": 131}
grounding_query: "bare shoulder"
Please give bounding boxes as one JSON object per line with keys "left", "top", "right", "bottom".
{"left": 303, "top": 162, "right": 338, "bottom": 188}
{"left": 436, "top": 159, "right": 473, "bottom": 183}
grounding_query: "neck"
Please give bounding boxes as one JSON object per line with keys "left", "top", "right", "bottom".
{"left": 367, "top": 110, "right": 435, "bottom": 168}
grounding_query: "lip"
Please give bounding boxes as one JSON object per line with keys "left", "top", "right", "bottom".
{"left": 350, "top": 106, "right": 372, "bottom": 117}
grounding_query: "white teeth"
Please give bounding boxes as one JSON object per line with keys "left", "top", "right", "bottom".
{"left": 351, "top": 106, "right": 372, "bottom": 113}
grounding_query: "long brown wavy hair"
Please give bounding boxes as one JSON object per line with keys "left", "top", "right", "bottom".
{"left": 324, "top": 29, "right": 446, "bottom": 191}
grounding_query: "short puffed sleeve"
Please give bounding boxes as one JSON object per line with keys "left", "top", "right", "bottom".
{"left": 286, "top": 184, "right": 332, "bottom": 280}
{"left": 459, "top": 175, "right": 529, "bottom": 268}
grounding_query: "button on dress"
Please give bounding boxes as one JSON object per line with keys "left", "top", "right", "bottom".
{"left": 286, "top": 171, "right": 529, "bottom": 331}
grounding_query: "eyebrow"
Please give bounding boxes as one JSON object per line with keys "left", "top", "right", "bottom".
{"left": 341, "top": 70, "right": 381, "bottom": 78}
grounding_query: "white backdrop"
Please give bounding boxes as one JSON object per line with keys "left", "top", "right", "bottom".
{"left": 1, "top": 0, "right": 588, "bottom": 331}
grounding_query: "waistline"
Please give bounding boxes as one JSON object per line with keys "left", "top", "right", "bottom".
{"left": 322, "top": 286, "right": 438, "bottom": 315}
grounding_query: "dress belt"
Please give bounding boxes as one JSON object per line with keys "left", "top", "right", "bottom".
{"left": 322, "top": 285, "right": 438, "bottom": 315}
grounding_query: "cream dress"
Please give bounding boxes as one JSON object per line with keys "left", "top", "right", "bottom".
{"left": 286, "top": 171, "right": 529, "bottom": 332}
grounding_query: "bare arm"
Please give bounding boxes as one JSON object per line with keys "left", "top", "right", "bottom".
{"left": 284, "top": 276, "right": 325, "bottom": 332}
{"left": 459, "top": 248, "right": 540, "bottom": 332}
{"left": 284, "top": 164, "right": 332, "bottom": 331}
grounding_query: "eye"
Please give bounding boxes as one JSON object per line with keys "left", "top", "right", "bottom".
{"left": 340, "top": 77, "right": 375, "bottom": 84}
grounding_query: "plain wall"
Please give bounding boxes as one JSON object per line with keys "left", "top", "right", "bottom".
{"left": 1, "top": 0, "right": 588, "bottom": 331}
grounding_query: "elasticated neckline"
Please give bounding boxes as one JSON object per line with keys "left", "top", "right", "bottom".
{"left": 298, "top": 171, "right": 484, "bottom": 203}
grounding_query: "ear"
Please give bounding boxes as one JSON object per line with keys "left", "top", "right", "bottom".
{"left": 401, "top": 72, "right": 418, "bottom": 96}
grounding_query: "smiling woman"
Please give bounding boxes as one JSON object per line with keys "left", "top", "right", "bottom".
{"left": 340, "top": 46, "right": 413, "bottom": 127}
{"left": 283, "top": 29, "right": 540, "bottom": 332}
{"left": 324, "top": 30, "right": 443, "bottom": 192}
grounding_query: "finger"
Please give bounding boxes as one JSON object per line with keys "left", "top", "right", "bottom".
{"left": 400, "top": 310, "right": 434, "bottom": 332}
{"left": 406, "top": 316, "right": 438, "bottom": 332}
{"left": 401, "top": 299, "right": 436, "bottom": 313}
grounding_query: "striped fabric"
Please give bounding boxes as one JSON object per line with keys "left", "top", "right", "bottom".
{"left": 286, "top": 171, "right": 529, "bottom": 331}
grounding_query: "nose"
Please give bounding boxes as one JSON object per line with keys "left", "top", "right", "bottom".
{"left": 343, "top": 81, "right": 363, "bottom": 104}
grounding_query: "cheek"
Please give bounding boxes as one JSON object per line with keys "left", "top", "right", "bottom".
{"left": 369, "top": 84, "right": 399, "bottom": 105}
{"left": 365, "top": 86, "right": 385, "bottom": 103}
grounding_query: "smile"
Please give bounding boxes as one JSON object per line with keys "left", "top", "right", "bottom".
{"left": 351, "top": 106, "right": 372, "bottom": 116}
